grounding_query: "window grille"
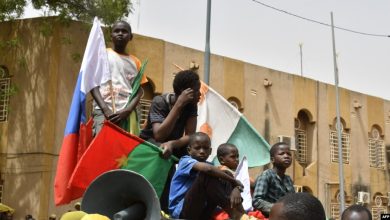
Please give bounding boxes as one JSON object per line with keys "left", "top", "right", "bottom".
{"left": 295, "top": 129, "right": 307, "bottom": 164}
{"left": 372, "top": 206, "right": 388, "bottom": 220}
{"left": 0, "top": 179, "right": 3, "bottom": 203}
{"left": 368, "top": 138, "right": 385, "bottom": 169}
{"left": 0, "top": 77, "right": 11, "bottom": 122}
{"left": 330, "top": 130, "right": 350, "bottom": 164}
{"left": 330, "top": 203, "right": 350, "bottom": 220}
{"left": 139, "top": 99, "right": 152, "bottom": 125}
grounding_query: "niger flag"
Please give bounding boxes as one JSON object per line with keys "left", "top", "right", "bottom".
{"left": 69, "top": 121, "right": 175, "bottom": 197}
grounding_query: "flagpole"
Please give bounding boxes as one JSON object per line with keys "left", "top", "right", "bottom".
{"left": 204, "top": 0, "right": 211, "bottom": 85}
{"left": 331, "top": 12, "right": 345, "bottom": 212}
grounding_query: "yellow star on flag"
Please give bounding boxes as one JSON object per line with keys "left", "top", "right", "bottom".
{"left": 115, "top": 155, "right": 129, "bottom": 168}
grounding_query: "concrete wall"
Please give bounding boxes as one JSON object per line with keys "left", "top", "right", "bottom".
{"left": 0, "top": 17, "right": 389, "bottom": 218}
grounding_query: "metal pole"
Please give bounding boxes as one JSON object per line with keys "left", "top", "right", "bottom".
{"left": 331, "top": 12, "right": 346, "bottom": 212}
{"left": 204, "top": 0, "right": 211, "bottom": 85}
{"left": 299, "top": 43, "right": 303, "bottom": 76}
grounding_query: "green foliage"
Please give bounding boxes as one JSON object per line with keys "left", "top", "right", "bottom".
{"left": 0, "top": 0, "right": 26, "bottom": 21}
{"left": 0, "top": 38, "right": 20, "bottom": 49}
{"left": 0, "top": 0, "right": 133, "bottom": 26}
{"left": 31, "top": 0, "right": 133, "bottom": 25}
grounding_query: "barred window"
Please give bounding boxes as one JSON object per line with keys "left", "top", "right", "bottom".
{"left": 295, "top": 128, "right": 307, "bottom": 164}
{"left": 330, "top": 130, "right": 350, "bottom": 164}
{"left": 0, "top": 179, "right": 3, "bottom": 203}
{"left": 369, "top": 127, "right": 385, "bottom": 169}
{"left": 0, "top": 66, "right": 11, "bottom": 122}
{"left": 371, "top": 206, "right": 388, "bottom": 220}
{"left": 139, "top": 99, "right": 152, "bottom": 125}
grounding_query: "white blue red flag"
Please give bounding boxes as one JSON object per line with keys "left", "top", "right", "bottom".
{"left": 54, "top": 17, "right": 109, "bottom": 205}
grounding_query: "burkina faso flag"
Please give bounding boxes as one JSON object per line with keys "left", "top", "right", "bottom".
{"left": 69, "top": 121, "right": 175, "bottom": 197}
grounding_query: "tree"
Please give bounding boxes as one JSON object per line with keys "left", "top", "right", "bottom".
{"left": 0, "top": 0, "right": 133, "bottom": 25}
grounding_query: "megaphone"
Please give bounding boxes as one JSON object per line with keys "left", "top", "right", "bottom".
{"left": 81, "top": 169, "right": 161, "bottom": 220}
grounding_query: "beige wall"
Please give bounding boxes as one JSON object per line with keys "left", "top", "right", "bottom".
{"left": 1, "top": 17, "right": 389, "bottom": 218}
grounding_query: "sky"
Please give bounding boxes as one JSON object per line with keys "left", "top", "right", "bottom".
{"left": 24, "top": 0, "right": 390, "bottom": 100}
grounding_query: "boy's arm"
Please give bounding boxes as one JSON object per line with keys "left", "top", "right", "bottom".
{"left": 252, "top": 173, "right": 273, "bottom": 215}
{"left": 192, "top": 162, "right": 243, "bottom": 188}
{"left": 91, "top": 87, "right": 113, "bottom": 118}
{"left": 152, "top": 88, "right": 195, "bottom": 141}
{"left": 160, "top": 115, "right": 197, "bottom": 158}
{"left": 109, "top": 88, "right": 143, "bottom": 124}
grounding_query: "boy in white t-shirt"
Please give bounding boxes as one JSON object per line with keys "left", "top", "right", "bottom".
{"left": 91, "top": 20, "right": 147, "bottom": 136}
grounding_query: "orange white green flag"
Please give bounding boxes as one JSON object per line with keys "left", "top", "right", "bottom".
{"left": 197, "top": 82, "right": 270, "bottom": 167}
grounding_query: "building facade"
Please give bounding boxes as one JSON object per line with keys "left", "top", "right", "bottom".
{"left": 0, "top": 17, "right": 389, "bottom": 219}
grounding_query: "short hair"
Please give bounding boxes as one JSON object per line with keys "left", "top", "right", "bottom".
{"left": 189, "top": 132, "right": 210, "bottom": 146}
{"left": 173, "top": 70, "right": 200, "bottom": 96}
{"left": 341, "top": 204, "right": 372, "bottom": 220}
{"left": 270, "top": 142, "right": 290, "bottom": 158}
{"left": 217, "top": 143, "right": 237, "bottom": 158}
{"left": 112, "top": 20, "right": 132, "bottom": 34}
{"left": 276, "top": 193, "right": 326, "bottom": 220}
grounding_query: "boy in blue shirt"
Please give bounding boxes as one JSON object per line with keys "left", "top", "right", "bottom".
{"left": 169, "top": 132, "right": 245, "bottom": 219}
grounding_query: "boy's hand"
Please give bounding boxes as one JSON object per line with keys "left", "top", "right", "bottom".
{"left": 230, "top": 187, "right": 243, "bottom": 208}
{"left": 107, "top": 109, "right": 130, "bottom": 125}
{"left": 176, "top": 88, "right": 195, "bottom": 107}
{"left": 233, "top": 179, "right": 244, "bottom": 189}
{"left": 160, "top": 141, "right": 174, "bottom": 159}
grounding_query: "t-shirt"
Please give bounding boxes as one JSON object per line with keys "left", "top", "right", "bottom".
{"left": 168, "top": 155, "right": 198, "bottom": 218}
{"left": 139, "top": 93, "right": 198, "bottom": 158}
{"left": 93, "top": 48, "right": 147, "bottom": 112}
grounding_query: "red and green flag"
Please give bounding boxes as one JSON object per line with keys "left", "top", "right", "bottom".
{"left": 69, "top": 121, "right": 176, "bottom": 197}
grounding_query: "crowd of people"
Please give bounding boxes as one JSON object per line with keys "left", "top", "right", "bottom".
{"left": 83, "top": 20, "right": 376, "bottom": 220}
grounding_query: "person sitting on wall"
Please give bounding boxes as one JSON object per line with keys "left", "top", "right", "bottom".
{"left": 252, "top": 142, "right": 295, "bottom": 217}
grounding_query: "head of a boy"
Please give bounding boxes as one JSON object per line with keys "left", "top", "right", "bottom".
{"left": 187, "top": 132, "right": 211, "bottom": 162}
{"left": 173, "top": 70, "right": 201, "bottom": 104}
{"left": 269, "top": 193, "right": 326, "bottom": 220}
{"left": 341, "top": 204, "right": 372, "bottom": 220}
{"left": 111, "top": 21, "right": 133, "bottom": 48}
{"left": 270, "top": 142, "right": 292, "bottom": 169}
{"left": 217, "top": 143, "right": 239, "bottom": 170}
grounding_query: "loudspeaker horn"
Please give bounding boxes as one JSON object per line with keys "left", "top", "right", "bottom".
{"left": 81, "top": 169, "right": 161, "bottom": 220}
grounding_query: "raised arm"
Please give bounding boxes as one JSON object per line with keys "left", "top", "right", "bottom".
{"left": 152, "top": 88, "right": 195, "bottom": 141}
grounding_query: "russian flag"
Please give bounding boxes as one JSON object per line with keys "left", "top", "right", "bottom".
{"left": 54, "top": 17, "right": 109, "bottom": 205}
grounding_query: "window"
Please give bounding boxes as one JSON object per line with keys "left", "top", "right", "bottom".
{"left": 0, "top": 179, "right": 3, "bottom": 203}
{"left": 0, "top": 66, "right": 11, "bottom": 122}
{"left": 295, "top": 127, "right": 307, "bottom": 164}
{"left": 330, "top": 118, "right": 350, "bottom": 164}
{"left": 294, "top": 110, "right": 314, "bottom": 166}
{"left": 369, "top": 127, "right": 385, "bottom": 169}
{"left": 138, "top": 99, "right": 152, "bottom": 126}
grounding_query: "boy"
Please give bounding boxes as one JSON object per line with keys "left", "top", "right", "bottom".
{"left": 140, "top": 69, "right": 200, "bottom": 159}
{"left": 217, "top": 143, "right": 240, "bottom": 175}
{"left": 91, "top": 20, "right": 147, "bottom": 136}
{"left": 252, "top": 142, "right": 295, "bottom": 217}
{"left": 341, "top": 204, "right": 372, "bottom": 220}
{"left": 140, "top": 69, "right": 200, "bottom": 212}
{"left": 269, "top": 193, "right": 326, "bottom": 220}
{"left": 169, "top": 132, "right": 245, "bottom": 220}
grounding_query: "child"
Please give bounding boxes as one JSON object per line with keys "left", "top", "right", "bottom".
{"left": 169, "top": 132, "right": 245, "bottom": 220}
{"left": 252, "top": 142, "right": 295, "bottom": 217}
{"left": 91, "top": 20, "right": 147, "bottom": 136}
{"left": 341, "top": 204, "right": 372, "bottom": 220}
{"left": 140, "top": 69, "right": 200, "bottom": 212}
{"left": 215, "top": 144, "right": 265, "bottom": 220}
{"left": 217, "top": 143, "right": 240, "bottom": 176}
{"left": 269, "top": 193, "right": 326, "bottom": 220}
